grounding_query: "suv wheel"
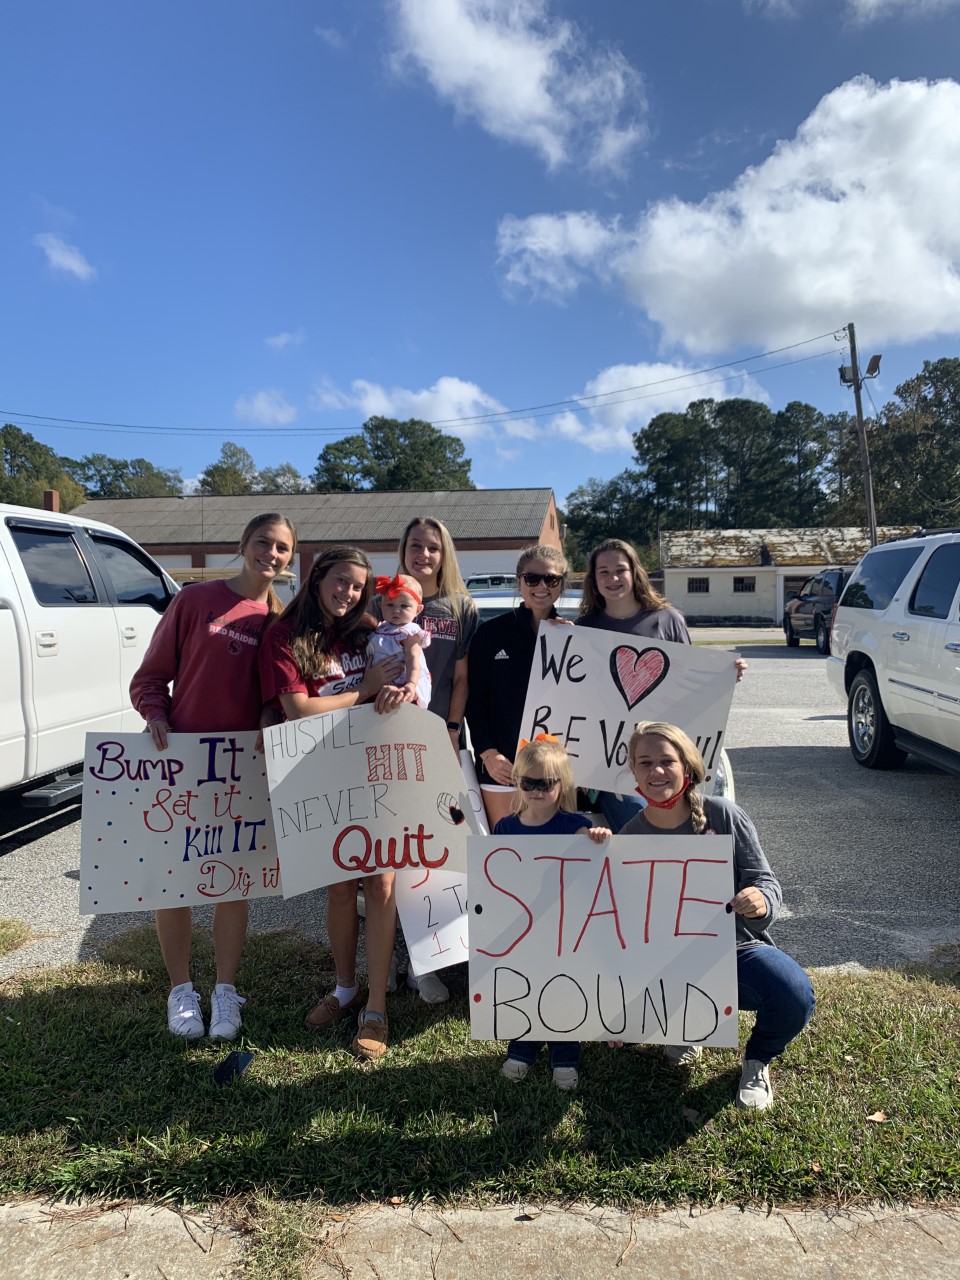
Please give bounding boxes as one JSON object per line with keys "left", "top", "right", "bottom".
{"left": 847, "top": 670, "right": 907, "bottom": 769}
{"left": 784, "top": 617, "right": 800, "bottom": 647}
{"left": 815, "top": 616, "right": 830, "bottom": 655}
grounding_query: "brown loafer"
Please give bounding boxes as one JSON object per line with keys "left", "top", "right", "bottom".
{"left": 304, "top": 989, "right": 364, "bottom": 1031}
{"left": 352, "top": 1007, "right": 388, "bottom": 1061}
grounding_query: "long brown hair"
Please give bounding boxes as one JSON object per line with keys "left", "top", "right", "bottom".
{"left": 273, "top": 545, "right": 374, "bottom": 679}
{"left": 239, "top": 513, "right": 297, "bottom": 616}
{"left": 579, "top": 538, "right": 670, "bottom": 618}
{"left": 628, "top": 721, "right": 707, "bottom": 834}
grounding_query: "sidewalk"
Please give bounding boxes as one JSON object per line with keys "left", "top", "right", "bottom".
{"left": 3, "top": 1199, "right": 959, "bottom": 1279}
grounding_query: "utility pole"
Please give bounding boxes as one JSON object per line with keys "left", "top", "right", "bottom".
{"left": 843, "top": 321, "right": 879, "bottom": 548}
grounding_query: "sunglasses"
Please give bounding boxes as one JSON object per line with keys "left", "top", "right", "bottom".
{"left": 521, "top": 572, "right": 563, "bottom": 589}
{"left": 518, "top": 775, "right": 560, "bottom": 792}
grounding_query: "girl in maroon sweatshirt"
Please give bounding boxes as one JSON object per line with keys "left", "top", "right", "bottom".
{"left": 130, "top": 512, "right": 297, "bottom": 1042}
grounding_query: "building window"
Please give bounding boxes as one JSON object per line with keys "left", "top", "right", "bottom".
{"left": 733, "top": 576, "right": 756, "bottom": 594}
{"left": 687, "top": 577, "right": 710, "bottom": 594}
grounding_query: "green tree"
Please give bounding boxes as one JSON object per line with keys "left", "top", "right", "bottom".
{"left": 312, "top": 418, "right": 475, "bottom": 491}
{"left": 64, "top": 452, "right": 182, "bottom": 498}
{"left": 711, "top": 399, "right": 787, "bottom": 527}
{"left": 772, "top": 401, "right": 829, "bottom": 526}
{"left": 563, "top": 470, "right": 654, "bottom": 565}
{"left": 256, "top": 462, "right": 310, "bottom": 494}
{"left": 871, "top": 358, "right": 960, "bottom": 526}
{"left": 198, "top": 442, "right": 259, "bottom": 495}
{"left": 0, "top": 424, "right": 86, "bottom": 510}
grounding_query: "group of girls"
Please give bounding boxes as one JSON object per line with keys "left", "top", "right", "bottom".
{"left": 131, "top": 514, "right": 814, "bottom": 1104}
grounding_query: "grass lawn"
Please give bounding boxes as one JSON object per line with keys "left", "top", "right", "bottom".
{"left": 1, "top": 927, "right": 958, "bottom": 1219}
{"left": 0, "top": 919, "right": 31, "bottom": 957}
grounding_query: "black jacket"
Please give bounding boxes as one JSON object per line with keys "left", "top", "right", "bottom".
{"left": 467, "top": 604, "right": 555, "bottom": 780}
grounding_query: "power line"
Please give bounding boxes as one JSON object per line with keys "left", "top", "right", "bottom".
{"left": 0, "top": 326, "right": 846, "bottom": 441}
{"left": 430, "top": 328, "right": 844, "bottom": 425}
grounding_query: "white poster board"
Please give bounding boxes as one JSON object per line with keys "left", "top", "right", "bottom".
{"left": 264, "top": 704, "right": 478, "bottom": 897}
{"left": 80, "top": 731, "right": 280, "bottom": 913}
{"left": 395, "top": 749, "right": 488, "bottom": 976}
{"left": 518, "top": 628, "right": 737, "bottom": 793}
{"left": 468, "top": 833, "right": 738, "bottom": 1045}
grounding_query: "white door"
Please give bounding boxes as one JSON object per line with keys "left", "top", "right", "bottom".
{"left": 85, "top": 532, "right": 174, "bottom": 731}
{"left": 5, "top": 520, "right": 124, "bottom": 777}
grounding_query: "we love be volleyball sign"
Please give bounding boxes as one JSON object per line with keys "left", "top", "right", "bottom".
{"left": 518, "top": 629, "right": 737, "bottom": 794}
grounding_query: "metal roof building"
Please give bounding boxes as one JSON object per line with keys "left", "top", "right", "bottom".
{"left": 73, "top": 489, "right": 561, "bottom": 601}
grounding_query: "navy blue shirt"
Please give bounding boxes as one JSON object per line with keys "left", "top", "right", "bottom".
{"left": 494, "top": 810, "right": 591, "bottom": 837}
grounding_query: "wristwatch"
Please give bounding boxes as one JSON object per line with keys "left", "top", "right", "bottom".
{"left": 446, "top": 720, "right": 462, "bottom": 732}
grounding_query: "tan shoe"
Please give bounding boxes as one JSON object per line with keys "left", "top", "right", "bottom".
{"left": 352, "top": 1007, "right": 388, "bottom": 1061}
{"left": 304, "top": 989, "right": 363, "bottom": 1031}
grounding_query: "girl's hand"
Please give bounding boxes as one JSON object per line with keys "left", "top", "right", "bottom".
{"left": 374, "top": 681, "right": 416, "bottom": 714}
{"left": 360, "top": 654, "right": 404, "bottom": 701}
{"left": 480, "top": 749, "right": 514, "bottom": 786}
{"left": 148, "top": 718, "right": 170, "bottom": 751}
{"left": 548, "top": 616, "right": 574, "bottom": 627}
{"left": 583, "top": 826, "right": 612, "bottom": 844}
{"left": 607, "top": 1040, "right": 625, "bottom": 1049}
{"left": 735, "top": 657, "right": 748, "bottom": 683}
{"left": 728, "top": 886, "right": 767, "bottom": 918}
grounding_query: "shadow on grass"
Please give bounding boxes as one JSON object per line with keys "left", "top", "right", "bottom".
{"left": 2, "top": 927, "right": 959, "bottom": 1208}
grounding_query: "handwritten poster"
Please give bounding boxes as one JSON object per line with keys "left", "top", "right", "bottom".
{"left": 264, "top": 704, "right": 478, "bottom": 897}
{"left": 80, "top": 732, "right": 279, "bottom": 913}
{"left": 395, "top": 750, "right": 488, "bottom": 975}
{"left": 468, "top": 833, "right": 739, "bottom": 1045}
{"left": 518, "top": 629, "right": 737, "bottom": 793}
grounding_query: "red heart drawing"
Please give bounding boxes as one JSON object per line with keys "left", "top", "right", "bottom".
{"left": 609, "top": 645, "right": 669, "bottom": 710}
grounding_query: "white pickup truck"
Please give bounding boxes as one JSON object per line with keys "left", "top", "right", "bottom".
{"left": 0, "top": 502, "right": 177, "bottom": 806}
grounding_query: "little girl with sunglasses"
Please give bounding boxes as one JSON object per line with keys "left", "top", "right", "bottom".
{"left": 495, "top": 736, "right": 611, "bottom": 1092}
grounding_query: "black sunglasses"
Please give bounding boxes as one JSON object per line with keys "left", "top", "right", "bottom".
{"left": 518, "top": 775, "right": 560, "bottom": 792}
{"left": 521, "top": 572, "right": 563, "bottom": 589}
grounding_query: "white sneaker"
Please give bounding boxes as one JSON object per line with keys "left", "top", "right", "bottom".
{"left": 406, "top": 969, "right": 449, "bottom": 1004}
{"left": 501, "top": 1058, "right": 529, "bottom": 1081}
{"left": 663, "top": 1044, "right": 703, "bottom": 1066}
{"left": 209, "top": 984, "right": 246, "bottom": 1041}
{"left": 386, "top": 949, "right": 400, "bottom": 994}
{"left": 167, "top": 983, "right": 204, "bottom": 1039}
{"left": 553, "top": 1066, "right": 579, "bottom": 1092}
{"left": 737, "top": 1058, "right": 774, "bottom": 1110}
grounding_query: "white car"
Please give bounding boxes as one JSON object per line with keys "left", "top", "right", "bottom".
{"left": 826, "top": 531, "right": 960, "bottom": 772}
{"left": 0, "top": 502, "right": 178, "bottom": 805}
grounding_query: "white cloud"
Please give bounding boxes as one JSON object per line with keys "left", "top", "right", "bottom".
{"left": 497, "top": 77, "right": 960, "bottom": 353}
{"left": 497, "top": 211, "right": 622, "bottom": 300}
{"left": 847, "top": 0, "right": 960, "bottom": 16}
{"left": 389, "top": 0, "right": 647, "bottom": 174}
{"left": 265, "top": 328, "right": 305, "bottom": 349}
{"left": 33, "top": 232, "right": 96, "bottom": 281}
{"left": 313, "top": 374, "right": 538, "bottom": 442}
{"left": 234, "top": 389, "right": 298, "bottom": 426}
{"left": 548, "top": 363, "right": 770, "bottom": 453}
{"left": 315, "top": 25, "right": 344, "bottom": 48}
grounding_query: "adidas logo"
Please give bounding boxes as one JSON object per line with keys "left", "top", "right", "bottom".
{"left": 494, "top": 649, "right": 510, "bottom": 660}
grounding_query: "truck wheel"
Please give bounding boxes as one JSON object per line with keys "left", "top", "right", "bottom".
{"left": 815, "top": 616, "right": 830, "bottom": 655}
{"left": 784, "top": 617, "right": 800, "bottom": 647}
{"left": 848, "top": 670, "right": 906, "bottom": 769}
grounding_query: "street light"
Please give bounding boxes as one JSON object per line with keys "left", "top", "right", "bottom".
{"left": 839, "top": 322, "right": 882, "bottom": 548}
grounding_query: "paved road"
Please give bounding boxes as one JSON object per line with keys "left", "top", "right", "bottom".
{"left": 1, "top": 641, "right": 959, "bottom": 976}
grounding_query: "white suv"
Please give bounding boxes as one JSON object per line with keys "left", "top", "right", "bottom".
{"left": 827, "top": 532, "right": 960, "bottom": 771}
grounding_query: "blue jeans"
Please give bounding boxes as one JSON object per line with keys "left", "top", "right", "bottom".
{"left": 737, "top": 944, "right": 815, "bottom": 1063}
{"left": 599, "top": 789, "right": 646, "bottom": 831}
{"left": 507, "top": 1039, "right": 581, "bottom": 1068}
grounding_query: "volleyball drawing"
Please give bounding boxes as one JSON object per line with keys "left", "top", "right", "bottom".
{"left": 437, "top": 792, "right": 465, "bottom": 825}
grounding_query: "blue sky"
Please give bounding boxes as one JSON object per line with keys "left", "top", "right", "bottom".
{"left": 3, "top": 0, "right": 960, "bottom": 507}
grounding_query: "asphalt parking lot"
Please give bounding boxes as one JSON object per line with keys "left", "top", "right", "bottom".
{"left": 1, "top": 640, "right": 958, "bottom": 978}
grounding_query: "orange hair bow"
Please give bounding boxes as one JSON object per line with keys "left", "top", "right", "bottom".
{"left": 376, "top": 573, "right": 422, "bottom": 607}
{"left": 518, "top": 733, "right": 559, "bottom": 749}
